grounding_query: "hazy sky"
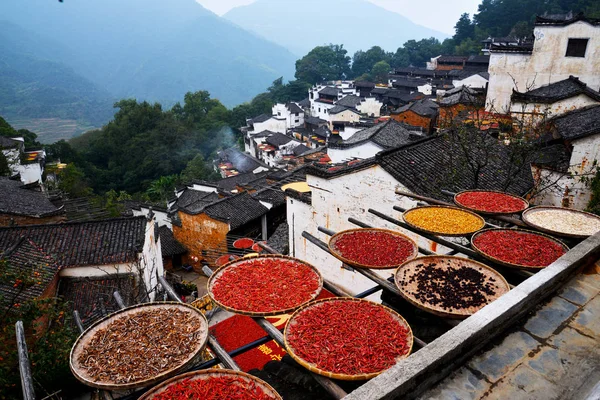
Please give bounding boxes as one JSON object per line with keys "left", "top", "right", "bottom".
{"left": 196, "top": 0, "right": 481, "bottom": 34}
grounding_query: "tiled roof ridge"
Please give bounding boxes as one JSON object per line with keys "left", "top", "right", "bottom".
{"left": 0, "top": 215, "right": 147, "bottom": 232}
{"left": 535, "top": 12, "right": 600, "bottom": 26}
{"left": 550, "top": 103, "right": 600, "bottom": 122}
{"left": 375, "top": 135, "right": 439, "bottom": 159}
{"left": 512, "top": 76, "right": 600, "bottom": 103}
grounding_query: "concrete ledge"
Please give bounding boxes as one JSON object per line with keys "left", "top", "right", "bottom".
{"left": 344, "top": 232, "right": 600, "bottom": 400}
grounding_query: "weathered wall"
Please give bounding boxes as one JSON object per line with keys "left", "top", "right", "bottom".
{"left": 139, "top": 217, "right": 164, "bottom": 301}
{"left": 173, "top": 211, "right": 229, "bottom": 271}
{"left": 357, "top": 97, "right": 383, "bottom": 117}
{"left": 253, "top": 118, "right": 286, "bottom": 134}
{"left": 0, "top": 213, "right": 65, "bottom": 227}
{"left": 487, "top": 22, "right": 600, "bottom": 112}
{"left": 328, "top": 110, "right": 361, "bottom": 129}
{"left": 510, "top": 94, "right": 599, "bottom": 124}
{"left": 132, "top": 207, "right": 171, "bottom": 229}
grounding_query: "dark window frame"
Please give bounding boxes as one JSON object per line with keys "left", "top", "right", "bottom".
{"left": 565, "top": 38, "right": 589, "bottom": 58}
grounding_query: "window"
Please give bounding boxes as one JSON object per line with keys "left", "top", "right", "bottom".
{"left": 566, "top": 38, "right": 588, "bottom": 57}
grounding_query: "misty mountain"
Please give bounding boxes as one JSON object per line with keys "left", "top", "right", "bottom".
{"left": 0, "top": 22, "right": 114, "bottom": 130}
{"left": 0, "top": 0, "right": 296, "bottom": 111}
{"left": 224, "top": 0, "right": 449, "bottom": 55}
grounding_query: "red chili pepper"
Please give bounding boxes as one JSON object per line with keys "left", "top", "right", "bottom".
{"left": 456, "top": 191, "right": 526, "bottom": 213}
{"left": 332, "top": 231, "right": 415, "bottom": 267}
{"left": 212, "top": 258, "right": 320, "bottom": 313}
{"left": 151, "top": 376, "right": 275, "bottom": 399}
{"left": 287, "top": 300, "right": 410, "bottom": 375}
{"left": 473, "top": 230, "right": 566, "bottom": 267}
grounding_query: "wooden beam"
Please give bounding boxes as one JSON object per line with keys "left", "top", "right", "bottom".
{"left": 15, "top": 321, "right": 36, "bottom": 400}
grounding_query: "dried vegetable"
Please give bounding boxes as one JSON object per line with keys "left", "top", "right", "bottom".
{"left": 233, "top": 238, "right": 255, "bottom": 249}
{"left": 473, "top": 230, "right": 566, "bottom": 267}
{"left": 397, "top": 260, "right": 503, "bottom": 313}
{"left": 286, "top": 299, "right": 411, "bottom": 376}
{"left": 216, "top": 254, "right": 240, "bottom": 266}
{"left": 150, "top": 376, "right": 276, "bottom": 400}
{"left": 455, "top": 191, "right": 527, "bottom": 214}
{"left": 524, "top": 208, "right": 600, "bottom": 237}
{"left": 331, "top": 230, "right": 416, "bottom": 267}
{"left": 211, "top": 258, "right": 321, "bottom": 313}
{"left": 78, "top": 308, "right": 205, "bottom": 384}
{"left": 404, "top": 207, "right": 484, "bottom": 235}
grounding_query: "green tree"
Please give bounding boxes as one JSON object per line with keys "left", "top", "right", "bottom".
{"left": 295, "top": 44, "right": 351, "bottom": 84}
{"left": 403, "top": 38, "right": 443, "bottom": 67}
{"left": 180, "top": 154, "right": 218, "bottom": 183}
{"left": 147, "top": 175, "right": 178, "bottom": 204}
{"left": 454, "top": 13, "right": 475, "bottom": 42}
{"left": 0, "top": 116, "right": 17, "bottom": 137}
{"left": 351, "top": 46, "right": 391, "bottom": 78}
{"left": 371, "top": 61, "right": 391, "bottom": 84}
{"left": 58, "top": 164, "right": 93, "bottom": 198}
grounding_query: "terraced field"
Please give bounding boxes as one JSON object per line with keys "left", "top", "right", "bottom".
{"left": 6, "top": 118, "right": 98, "bottom": 143}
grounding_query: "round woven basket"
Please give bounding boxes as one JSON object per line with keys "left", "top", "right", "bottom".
{"left": 207, "top": 254, "right": 323, "bottom": 317}
{"left": 70, "top": 302, "right": 209, "bottom": 391}
{"left": 522, "top": 205, "right": 600, "bottom": 239}
{"left": 328, "top": 228, "right": 419, "bottom": 269}
{"left": 283, "top": 297, "right": 413, "bottom": 381}
{"left": 394, "top": 255, "right": 510, "bottom": 319}
{"left": 471, "top": 228, "right": 569, "bottom": 271}
{"left": 138, "top": 369, "right": 282, "bottom": 400}
{"left": 453, "top": 189, "right": 529, "bottom": 215}
{"left": 402, "top": 205, "right": 486, "bottom": 237}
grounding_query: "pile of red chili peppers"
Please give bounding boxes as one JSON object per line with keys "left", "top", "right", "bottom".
{"left": 473, "top": 230, "right": 566, "bottom": 267}
{"left": 332, "top": 230, "right": 415, "bottom": 267}
{"left": 212, "top": 258, "right": 320, "bottom": 312}
{"left": 151, "top": 376, "right": 274, "bottom": 400}
{"left": 455, "top": 191, "right": 527, "bottom": 213}
{"left": 286, "top": 300, "right": 411, "bottom": 375}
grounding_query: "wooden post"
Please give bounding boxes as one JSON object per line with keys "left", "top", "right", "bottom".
{"left": 157, "top": 275, "right": 183, "bottom": 303}
{"left": 113, "top": 291, "right": 127, "bottom": 309}
{"left": 15, "top": 321, "right": 36, "bottom": 400}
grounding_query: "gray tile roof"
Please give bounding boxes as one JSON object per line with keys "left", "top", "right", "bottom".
{"left": 512, "top": 76, "right": 600, "bottom": 104}
{"left": 355, "top": 81, "right": 375, "bottom": 88}
{"left": 439, "top": 86, "right": 479, "bottom": 106}
{"left": 335, "top": 95, "right": 362, "bottom": 108}
{"left": 549, "top": 104, "right": 600, "bottom": 141}
{"left": 330, "top": 120, "right": 423, "bottom": 150}
{"left": 158, "top": 226, "right": 187, "bottom": 257}
{"left": 298, "top": 98, "right": 311, "bottom": 108}
{"left": 394, "top": 99, "right": 439, "bottom": 117}
{"left": 265, "top": 132, "right": 294, "bottom": 147}
{"left": 0, "top": 136, "right": 21, "bottom": 149}
{"left": 286, "top": 103, "right": 304, "bottom": 114}
{"left": 0, "top": 238, "right": 61, "bottom": 311}
{"left": 0, "top": 217, "right": 147, "bottom": 268}
{"left": 0, "top": 178, "right": 62, "bottom": 217}
{"left": 202, "top": 192, "right": 268, "bottom": 229}
{"left": 253, "top": 188, "right": 286, "bottom": 207}
{"left": 305, "top": 116, "right": 327, "bottom": 125}
{"left": 377, "top": 135, "right": 534, "bottom": 201}
{"left": 392, "top": 78, "right": 428, "bottom": 88}
{"left": 328, "top": 105, "right": 359, "bottom": 115}
{"left": 176, "top": 189, "right": 220, "bottom": 212}
{"left": 252, "top": 114, "right": 272, "bottom": 123}
{"left": 318, "top": 86, "right": 340, "bottom": 96}
{"left": 531, "top": 143, "right": 571, "bottom": 173}
{"left": 292, "top": 144, "right": 311, "bottom": 156}
{"left": 218, "top": 148, "right": 270, "bottom": 174}
{"left": 535, "top": 13, "right": 600, "bottom": 26}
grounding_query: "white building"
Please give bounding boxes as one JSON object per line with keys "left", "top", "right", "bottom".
{"left": 287, "top": 135, "right": 533, "bottom": 296}
{"left": 530, "top": 104, "right": 600, "bottom": 209}
{"left": 486, "top": 14, "right": 600, "bottom": 113}
{"left": 452, "top": 71, "right": 490, "bottom": 90}
{"left": 0, "top": 136, "right": 45, "bottom": 185}
{"left": 272, "top": 102, "right": 305, "bottom": 130}
{"left": 327, "top": 120, "right": 424, "bottom": 163}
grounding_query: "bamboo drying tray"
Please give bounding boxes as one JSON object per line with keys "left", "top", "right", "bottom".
{"left": 394, "top": 255, "right": 510, "bottom": 319}
{"left": 402, "top": 205, "right": 486, "bottom": 237}
{"left": 471, "top": 228, "right": 569, "bottom": 271}
{"left": 453, "top": 189, "right": 529, "bottom": 215}
{"left": 328, "top": 228, "right": 418, "bottom": 269}
{"left": 139, "top": 369, "right": 282, "bottom": 400}
{"left": 283, "top": 297, "right": 413, "bottom": 381}
{"left": 207, "top": 254, "right": 323, "bottom": 317}
{"left": 70, "top": 302, "right": 209, "bottom": 391}
{"left": 522, "top": 206, "right": 600, "bottom": 239}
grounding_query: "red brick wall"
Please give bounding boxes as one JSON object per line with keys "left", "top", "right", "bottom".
{"left": 0, "top": 213, "right": 66, "bottom": 227}
{"left": 173, "top": 212, "right": 229, "bottom": 272}
{"left": 391, "top": 110, "right": 434, "bottom": 133}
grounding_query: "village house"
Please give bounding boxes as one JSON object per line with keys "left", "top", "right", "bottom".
{"left": 437, "top": 86, "right": 483, "bottom": 127}
{"left": 451, "top": 70, "right": 490, "bottom": 90}
{"left": 530, "top": 104, "right": 600, "bottom": 209}
{"left": 0, "top": 215, "right": 163, "bottom": 325}
{"left": 390, "top": 98, "right": 439, "bottom": 133}
{"left": 486, "top": 13, "right": 600, "bottom": 113}
{"left": 0, "top": 178, "right": 65, "bottom": 226}
{"left": 215, "top": 147, "right": 271, "bottom": 178}
{"left": 286, "top": 135, "right": 534, "bottom": 295}
{"left": 0, "top": 136, "right": 46, "bottom": 185}
{"left": 327, "top": 119, "right": 425, "bottom": 163}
